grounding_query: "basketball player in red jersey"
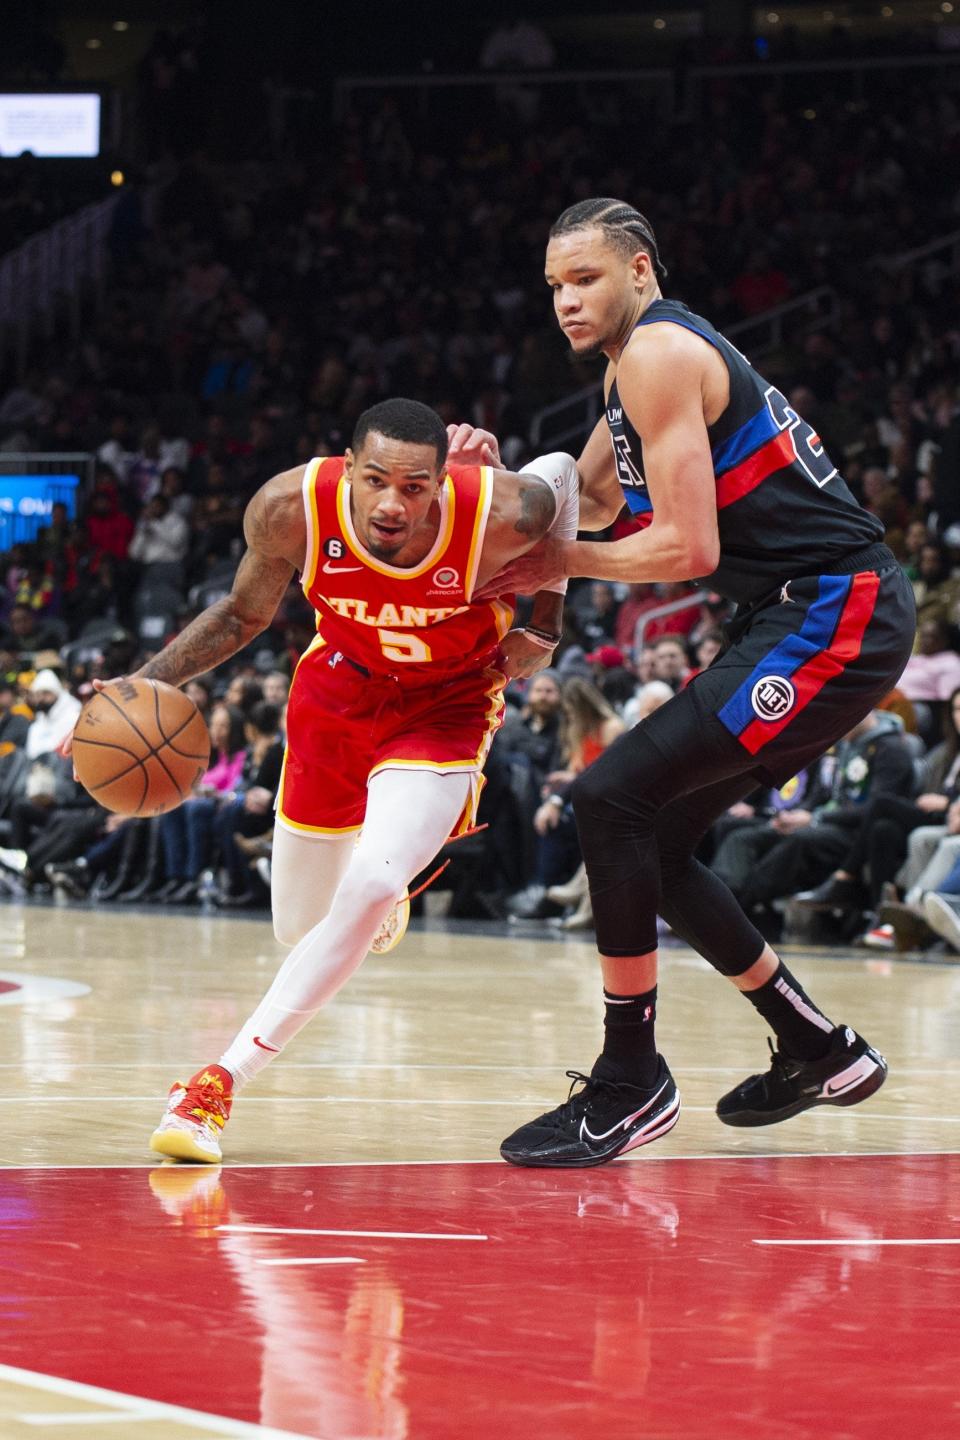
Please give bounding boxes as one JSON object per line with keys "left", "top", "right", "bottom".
{"left": 129, "top": 398, "right": 580, "bottom": 1162}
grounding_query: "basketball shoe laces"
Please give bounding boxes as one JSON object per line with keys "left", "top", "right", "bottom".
{"left": 549, "top": 1070, "right": 625, "bottom": 1129}
{"left": 173, "top": 1069, "right": 233, "bottom": 1132}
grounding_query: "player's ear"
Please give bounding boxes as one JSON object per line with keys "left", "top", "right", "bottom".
{"left": 343, "top": 447, "right": 355, "bottom": 479}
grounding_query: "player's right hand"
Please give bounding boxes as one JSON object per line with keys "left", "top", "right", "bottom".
{"left": 57, "top": 677, "right": 113, "bottom": 762}
{"left": 446, "top": 423, "right": 502, "bottom": 469}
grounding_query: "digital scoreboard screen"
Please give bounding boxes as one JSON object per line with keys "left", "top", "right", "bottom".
{"left": 0, "top": 94, "right": 101, "bottom": 158}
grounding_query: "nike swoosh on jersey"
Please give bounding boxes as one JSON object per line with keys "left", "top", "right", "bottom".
{"left": 322, "top": 561, "right": 363, "bottom": 574}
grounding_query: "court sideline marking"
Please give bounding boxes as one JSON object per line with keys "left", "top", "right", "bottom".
{"left": 0, "top": 1363, "right": 314, "bottom": 1438}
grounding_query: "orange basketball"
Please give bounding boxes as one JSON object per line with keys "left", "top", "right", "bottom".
{"left": 72, "top": 678, "right": 211, "bottom": 817}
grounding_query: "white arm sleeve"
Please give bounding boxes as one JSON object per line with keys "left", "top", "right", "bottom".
{"left": 519, "top": 451, "right": 580, "bottom": 595}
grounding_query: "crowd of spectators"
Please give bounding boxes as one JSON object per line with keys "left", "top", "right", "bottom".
{"left": 1, "top": 59, "right": 959, "bottom": 953}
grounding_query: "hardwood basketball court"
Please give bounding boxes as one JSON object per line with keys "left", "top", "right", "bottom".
{"left": 2, "top": 900, "right": 958, "bottom": 1438}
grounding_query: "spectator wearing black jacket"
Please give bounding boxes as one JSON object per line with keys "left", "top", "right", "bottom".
{"left": 711, "top": 710, "right": 916, "bottom": 916}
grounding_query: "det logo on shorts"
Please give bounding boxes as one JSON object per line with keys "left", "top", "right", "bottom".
{"left": 751, "top": 675, "right": 796, "bottom": 722}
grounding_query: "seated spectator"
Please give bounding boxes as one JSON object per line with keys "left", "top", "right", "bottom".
{"left": 262, "top": 670, "right": 290, "bottom": 708}
{"left": 23, "top": 669, "right": 81, "bottom": 759}
{"left": 212, "top": 701, "right": 283, "bottom": 907}
{"left": 921, "top": 857, "right": 960, "bottom": 953}
{"left": 584, "top": 644, "right": 627, "bottom": 686}
{"left": 572, "top": 581, "right": 619, "bottom": 649}
{"left": 497, "top": 670, "right": 563, "bottom": 790}
{"left": 0, "top": 677, "right": 29, "bottom": 759}
{"left": 128, "top": 495, "right": 191, "bottom": 571}
{"left": 913, "top": 541, "right": 960, "bottom": 629}
{"left": 650, "top": 635, "right": 690, "bottom": 692}
{"left": 509, "top": 677, "right": 625, "bottom": 922}
{"left": 160, "top": 466, "right": 194, "bottom": 521}
{"left": 223, "top": 674, "right": 265, "bottom": 716}
{"left": 898, "top": 619, "right": 960, "bottom": 702}
{"left": 684, "top": 627, "right": 724, "bottom": 685}
{"left": 710, "top": 710, "right": 915, "bottom": 934}
{"left": 152, "top": 703, "right": 248, "bottom": 903}
{"left": 0, "top": 604, "right": 67, "bottom": 661}
{"left": 795, "top": 687, "right": 960, "bottom": 934}
{"left": 85, "top": 476, "right": 135, "bottom": 564}
{"left": 0, "top": 668, "right": 85, "bottom": 887}
{"left": 622, "top": 679, "right": 674, "bottom": 728}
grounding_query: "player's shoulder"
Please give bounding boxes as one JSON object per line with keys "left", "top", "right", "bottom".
{"left": 618, "top": 316, "right": 713, "bottom": 392}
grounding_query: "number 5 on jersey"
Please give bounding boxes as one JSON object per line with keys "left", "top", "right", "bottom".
{"left": 378, "top": 629, "right": 432, "bottom": 664}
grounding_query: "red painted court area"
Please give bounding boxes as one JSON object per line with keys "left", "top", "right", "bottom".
{"left": 3, "top": 1155, "right": 959, "bottom": 1439}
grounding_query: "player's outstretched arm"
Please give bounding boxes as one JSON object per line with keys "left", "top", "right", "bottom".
{"left": 134, "top": 470, "right": 304, "bottom": 689}
{"left": 477, "top": 330, "right": 720, "bottom": 597}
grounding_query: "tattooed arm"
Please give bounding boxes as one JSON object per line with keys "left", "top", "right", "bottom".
{"left": 134, "top": 468, "right": 307, "bottom": 688}
{"left": 471, "top": 464, "right": 571, "bottom": 679}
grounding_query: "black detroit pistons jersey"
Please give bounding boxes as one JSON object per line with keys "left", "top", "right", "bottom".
{"left": 605, "top": 299, "right": 883, "bottom": 604}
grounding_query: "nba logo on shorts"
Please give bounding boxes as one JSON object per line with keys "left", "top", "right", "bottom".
{"left": 750, "top": 675, "right": 795, "bottom": 721}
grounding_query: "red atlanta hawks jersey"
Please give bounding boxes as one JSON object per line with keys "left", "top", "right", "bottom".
{"left": 299, "top": 455, "right": 514, "bottom": 677}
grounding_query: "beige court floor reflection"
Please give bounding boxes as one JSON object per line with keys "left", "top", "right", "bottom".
{"left": 1, "top": 901, "right": 959, "bottom": 1169}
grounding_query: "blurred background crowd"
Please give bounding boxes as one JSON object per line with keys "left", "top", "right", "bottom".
{"left": 2, "top": 1, "right": 960, "bottom": 956}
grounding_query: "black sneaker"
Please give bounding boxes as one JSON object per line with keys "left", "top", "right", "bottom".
{"left": 500, "top": 1056, "right": 680, "bottom": 1168}
{"left": 716, "top": 1025, "right": 887, "bottom": 1128}
{"left": 44, "top": 860, "right": 90, "bottom": 898}
{"left": 792, "top": 875, "right": 862, "bottom": 911}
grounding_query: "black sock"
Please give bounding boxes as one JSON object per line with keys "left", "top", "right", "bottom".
{"left": 743, "top": 961, "right": 834, "bottom": 1060}
{"left": 594, "top": 986, "right": 659, "bottom": 1087}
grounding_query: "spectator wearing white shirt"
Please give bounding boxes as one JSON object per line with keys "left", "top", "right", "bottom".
{"left": 24, "top": 670, "right": 81, "bottom": 759}
{"left": 129, "top": 496, "right": 191, "bottom": 568}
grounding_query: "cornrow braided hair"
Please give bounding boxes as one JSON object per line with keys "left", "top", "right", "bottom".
{"left": 549, "top": 198, "right": 668, "bottom": 280}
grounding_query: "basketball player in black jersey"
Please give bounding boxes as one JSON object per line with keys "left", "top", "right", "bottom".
{"left": 461, "top": 198, "right": 916, "bottom": 1167}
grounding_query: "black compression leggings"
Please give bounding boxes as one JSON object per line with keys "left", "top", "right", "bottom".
{"left": 571, "top": 712, "right": 769, "bottom": 976}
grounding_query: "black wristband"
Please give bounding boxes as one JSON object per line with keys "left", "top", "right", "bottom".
{"left": 525, "top": 623, "right": 562, "bottom": 644}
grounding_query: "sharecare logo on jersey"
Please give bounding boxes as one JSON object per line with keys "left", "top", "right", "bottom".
{"left": 431, "top": 566, "right": 459, "bottom": 589}
{"left": 751, "top": 675, "right": 796, "bottom": 722}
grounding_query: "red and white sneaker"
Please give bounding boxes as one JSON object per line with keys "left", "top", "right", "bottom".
{"left": 150, "top": 1064, "right": 234, "bottom": 1164}
{"left": 861, "top": 923, "right": 895, "bottom": 950}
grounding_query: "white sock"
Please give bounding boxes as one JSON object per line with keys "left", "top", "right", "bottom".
{"left": 219, "top": 768, "right": 471, "bottom": 1087}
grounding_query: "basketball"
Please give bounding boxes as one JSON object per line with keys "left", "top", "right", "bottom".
{"left": 72, "top": 678, "right": 211, "bottom": 817}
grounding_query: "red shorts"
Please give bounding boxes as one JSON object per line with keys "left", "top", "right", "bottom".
{"left": 276, "top": 641, "right": 506, "bottom": 836}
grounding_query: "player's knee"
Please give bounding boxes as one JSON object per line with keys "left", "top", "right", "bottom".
{"left": 570, "top": 764, "right": 605, "bottom": 820}
{"left": 339, "top": 866, "right": 404, "bottom": 922}
{"left": 273, "top": 911, "right": 310, "bottom": 948}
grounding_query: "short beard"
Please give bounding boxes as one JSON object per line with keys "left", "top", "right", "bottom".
{"left": 578, "top": 339, "right": 608, "bottom": 359}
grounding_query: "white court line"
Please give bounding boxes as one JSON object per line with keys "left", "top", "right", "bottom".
{"left": 0, "top": 1096, "right": 545, "bottom": 1107}
{"left": 2, "top": 1149, "right": 960, "bottom": 1171}
{"left": 6, "top": 1097, "right": 960, "bottom": 1125}
{"left": 220, "top": 1223, "right": 487, "bottom": 1240}
{"left": 754, "top": 1237, "right": 960, "bottom": 1246}
{"left": 254, "top": 1256, "right": 365, "bottom": 1267}
{"left": 2, "top": 1062, "right": 958, "bottom": 1075}
{"left": 0, "top": 1363, "right": 314, "bottom": 1438}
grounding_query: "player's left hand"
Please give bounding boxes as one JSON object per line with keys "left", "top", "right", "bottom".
{"left": 496, "top": 629, "right": 557, "bottom": 680}
{"left": 446, "top": 423, "right": 502, "bottom": 469}
{"left": 474, "top": 536, "right": 569, "bottom": 600}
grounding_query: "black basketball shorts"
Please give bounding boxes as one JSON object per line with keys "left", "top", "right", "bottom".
{"left": 678, "top": 552, "right": 916, "bottom": 787}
